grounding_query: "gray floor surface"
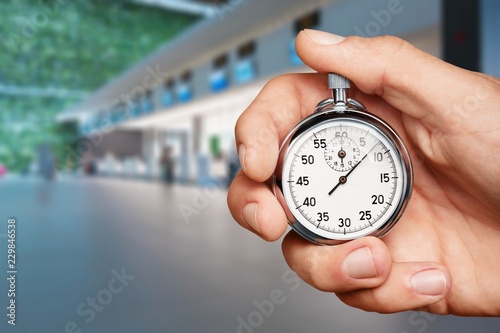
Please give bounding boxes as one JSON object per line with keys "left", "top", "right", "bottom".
{"left": 0, "top": 176, "right": 499, "bottom": 333}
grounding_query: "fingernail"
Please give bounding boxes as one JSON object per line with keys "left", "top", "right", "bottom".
{"left": 243, "top": 203, "right": 261, "bottom": 234}
{"left": 303, "top": 29, "right": 346, "bottom": 45}
{"left": 342, "top": 247, "right": 377, "bottom": 279}
{"left": 410, "top": 269, "right": 447, "bottom": 296}
{"left": 238, "top": 144, "right": 247, "bottom": 174}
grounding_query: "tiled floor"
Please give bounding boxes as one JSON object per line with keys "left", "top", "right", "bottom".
{"left": 0, "top": 177, "right": 498, "bottom": 332}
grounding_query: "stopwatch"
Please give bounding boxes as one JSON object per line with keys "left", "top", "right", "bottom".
{"left": 274, "top": 74, "right": 413, "bottom": 245}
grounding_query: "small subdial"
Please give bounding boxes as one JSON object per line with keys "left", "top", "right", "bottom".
{"left": 324, "top": 137, "right": 361, "bottom": 172}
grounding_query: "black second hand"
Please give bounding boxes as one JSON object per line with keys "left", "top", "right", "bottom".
{"left": 328, "top": 144, "right": 378, "bottom": 196}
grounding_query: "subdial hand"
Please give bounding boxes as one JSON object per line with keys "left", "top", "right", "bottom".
{"left": 338, "top": 148, "right": 346, "bottom": 164}
{"left": 328, "top": 144, "right": 377, "bottom": 196}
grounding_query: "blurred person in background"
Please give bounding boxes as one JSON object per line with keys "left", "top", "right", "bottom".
{"left": 82, "top": 152, "right": 97, "bottom": 176}
{"left": 37, "top": 143, "right": 55, "bottom": 181}
{"left": 160, "top": 146, "right": 175, "bottom": 185}
{"left": 228, "top": 30, "right": 500, "bottom": 316}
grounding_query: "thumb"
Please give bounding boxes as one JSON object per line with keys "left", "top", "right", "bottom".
{"left": 296, "top": 29, "right": 488, "bottom": 130}
{"left": 283, "top": 232, "right": 452, "bottom": 313}
{"left": 338, "top": 261, "right": 452, "bottom": 313}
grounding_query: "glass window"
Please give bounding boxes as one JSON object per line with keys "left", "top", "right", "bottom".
{"left": 141, "top": 90, "right": 154, "bottom": 113}
{"left": 294, "top": 11, "right": 320, "bottom": 33}
{"left": 110, "top": 103, "right": 128, "bottom": 124}
{"left": 234, "top": 41, "right": 257, "bottom": 84}
{"left": 80, "top": 119, "right": 96, "bottom": 136}
{"left": 210, "top": 54, "right": 230, "bottom": 92}
{"left": 162, "top": 78, "right": 175, "bottom": 107}
{"left": 177, "top": 70, "right": 193, "bottom": 103}
{"left": 130, "top": 98, "right": 141, "bottom": 118}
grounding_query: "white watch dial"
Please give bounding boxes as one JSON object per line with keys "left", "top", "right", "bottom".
{"left": 281, "top": 118, "right": 406, "bottom": 241}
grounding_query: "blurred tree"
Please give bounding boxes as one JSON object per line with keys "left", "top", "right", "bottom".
{"left": 0, "top": 0, "right": 198, "bottom": 172}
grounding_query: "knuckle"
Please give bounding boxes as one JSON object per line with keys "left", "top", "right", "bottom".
{"left": 375, "top": 35, "right": 409, "bottom": 53}
{"left": 338, "top": 289, "right": 387, "bottom": 313}
{"left": 301, "top": 254, "right": 324, "bottom": 288}
{"left": 343, "top": 35, "right": 366, "bottom": 49}
{"left": 226, "top": 177, "right": 241, "bottom": 217}
{"left": 300, "top": 252, "right": 335, "bottom": 292}
{"left": 366, "top": 35, "right": 414, "bottom": 62}
{"left": 265, "top": 74, "right": 296, "bottom": 90}
{"left": 378, "top": 35, "right": 407, "bottom": 47}
{"left": 344, "top": 35, "right": 410, "bottom": 54}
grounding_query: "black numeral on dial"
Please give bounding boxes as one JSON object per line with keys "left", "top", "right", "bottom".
{"left": 338, "top": 218, "right": 351, "bottom": 228}
{"left": 301, "top": 155, "right": 314, "bottom": 164}
{"left": 371, "top": 195, "right": 385, "bottom": 205}
{"left": 359, "top": 210, "right": 372, "bottom": 220}
{"left": 313, "top": 139, "right": 326, "bottom": 149}
{"left": 303, "top": 197, "right": 316, "bottom": 207}
{"left": 380, "top": 173, "right": 390, "bottom": 183}
{"left": 317, "top": 212, "right": 329, "bottom": 222}
{"left": 296, "top": 176, "right": 309, "bottom": 186}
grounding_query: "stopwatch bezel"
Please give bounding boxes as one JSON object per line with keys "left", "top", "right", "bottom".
{"left": 273, "top": 107, "right": 413, "bottom": 245}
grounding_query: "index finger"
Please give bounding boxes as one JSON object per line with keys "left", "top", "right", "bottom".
{"left": 296, "top": 30, "right": 496, "bottom": 130}
{"left": 235, "top": 73, "right": 331, "bottom": 182}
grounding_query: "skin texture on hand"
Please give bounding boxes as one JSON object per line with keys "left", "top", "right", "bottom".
{"left": 227, "top": 29, "right": 500, "bottom": 316}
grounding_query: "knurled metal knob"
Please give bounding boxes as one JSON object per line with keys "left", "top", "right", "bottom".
{"left": 328, "top": 73, "right": 350, "bottom": 90}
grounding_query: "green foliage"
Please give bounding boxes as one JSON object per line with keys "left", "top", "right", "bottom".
{"left": 0, "top": 95, "right": 79, "bottom": 172}
{"left": 0, "top": 0, "right": 198, "bottom": 172}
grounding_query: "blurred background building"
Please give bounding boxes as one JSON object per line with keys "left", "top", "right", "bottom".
{"left": 57, "top": 0, "right": 444, "bottom": 185}
{"left": 0, "top": 0, "right": 499, "bottom": 332}
{"left": 1, "top": 0, "right": 499, "bottom": 184}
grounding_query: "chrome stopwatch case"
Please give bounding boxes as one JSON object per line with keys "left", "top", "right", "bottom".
{"left": 274, "top": 74, "right": 413, "bottom": 245}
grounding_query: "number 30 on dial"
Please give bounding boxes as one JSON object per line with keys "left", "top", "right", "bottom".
{"left": 274, "top": 111, "right": 413, "bottom": 245}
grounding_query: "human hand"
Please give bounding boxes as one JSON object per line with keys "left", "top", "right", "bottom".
{"left": 227, "top": 29, "right": 500, "bottom": 316}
